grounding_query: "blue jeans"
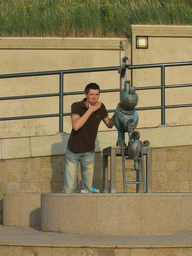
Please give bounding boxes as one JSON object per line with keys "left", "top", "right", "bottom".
{"left": 64, "top": 148, "right": 95, "bottom": 193}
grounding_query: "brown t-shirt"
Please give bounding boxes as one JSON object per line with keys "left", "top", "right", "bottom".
{"left": 67, "top": 98, "right": 108, "bottom": 153}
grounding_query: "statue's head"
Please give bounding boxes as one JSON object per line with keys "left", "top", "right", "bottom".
{"left": 121, "top": 85, "right": 138, "bottom": 114}
{"left": 131, "top": 131, "right": 140, "bottom": 140}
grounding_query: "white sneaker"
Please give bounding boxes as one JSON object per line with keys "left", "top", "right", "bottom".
{"left": 81, "top": 189, "right": 89, "bottom": 193}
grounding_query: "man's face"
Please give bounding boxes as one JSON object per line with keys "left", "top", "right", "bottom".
{"left": 85, "top": 89, "right": 100, "bottom": 106}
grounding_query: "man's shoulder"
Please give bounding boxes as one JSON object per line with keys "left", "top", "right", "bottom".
{"left": 72, "top": 100, "right": 81, "bottom": 105}
{"left": 71, "top": 99, "right": 86, "bottom": 115}
{"left": 100, "top": 102, "right": 107, "bottom": 111}
{"left": 72, "top": 100, "right": 84, "bottom": 108}
{"left": 71, "top": 101, "right": 79, "bottom": 107}
{"left": 101, "top": 102, "right": 106, "bottom": 107}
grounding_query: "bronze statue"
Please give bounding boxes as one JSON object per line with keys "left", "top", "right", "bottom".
{"left": 113, "top": 80, "right": 139, "bottom": 147}
{"left": 113, "top": 80, "right": 148, "bottom": 164}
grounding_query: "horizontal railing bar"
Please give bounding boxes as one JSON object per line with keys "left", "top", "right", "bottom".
{"left": 135, "top": 86, "right": 161, "bottom": 90}
{"left": 125, "top": 83, "right": 192, "bottom": 91}
{"left": 129, "top": 61, "right": 192, "bottom": 70}
{"left": 136, "top": 106, "right": 162, "bottom": 111}
{"left": 165, "top": 103, "right": 192, "bottom": 109}
{"left": 136, "top": 83, "right": 192, "bottom": 91}
{"left": 2, "top": 103, "right": 190, "bottom": 121}
{"left": 0, "top": 66, "right": 119, "bottom": 79}
{"left": 64, "top": 88, "right": 120, "bottom": 96}
{"left": 1, "top": 83, "right": 191, "bottom": 101}
{"left": 0, "top": 114, "right": 59, "bottom": 121}
{"left": 0, "top": 89, "right": 120, "bottom": 101}
{"left": 162, "top": 61, "right": 192, "bottom": 67}
{"left": 0, "top": 93, "right": 59, "bottom": 101}
{"left": 0, "top": 61, "right": 191, "bottom": 79}
{"left": 63, "top": 66, "right": 119, "bottom": 74}
{"left": 0, "top": 71, "right": 60, "bottom": 79}
{"left": 62, "top": 106, "right": 162, "bottom": 116}
{"left": 125, "top": 181, "right": 144, "bottom": 184}
{"left": 165, "top": 83, "right": 192, "bottom": 89}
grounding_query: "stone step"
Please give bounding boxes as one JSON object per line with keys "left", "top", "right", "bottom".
{"left": 41, "top": 192, "right": 192, "bottom": 235}
{"left": 3, "top": 192, "right": 192, "bottom": 236}
{"left": 1, "top": 225, "right": 192, "bottom": 255}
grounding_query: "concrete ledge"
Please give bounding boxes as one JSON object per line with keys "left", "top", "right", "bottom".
{"left": 0, "top": 37, "right": 129, "bottom": 50}
{"left": 41, "top": 192, "right": 192, "bottom": 235}
{"left": 0, "top": 125, "right": 192, "bottom": 159}
{"left": 2, "top": 138, "right": 30, "bottom": 159}
{"left": 132, "top": 25, "right": 192, "bottom": 37}
{"left": 30, "top": 132, "right": 69, "bottom": 157}
{"left": 3, "top": 193, "right": 41, "bottom": 227}
{"left": 138, "top": 125, "right": 192, "bottom": 148}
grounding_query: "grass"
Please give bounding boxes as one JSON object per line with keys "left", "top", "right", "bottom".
{"left": 0, "top": 0, "right": 192, "bottom": 38}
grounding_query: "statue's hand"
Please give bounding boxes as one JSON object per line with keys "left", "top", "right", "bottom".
{"left": 127, "top": 119, "right": 134, "bottom": 133}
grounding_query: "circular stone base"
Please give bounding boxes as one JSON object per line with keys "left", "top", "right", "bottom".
{"left": 3, "top": 193, "right": 41, "bottom": 227}
{"left": 41, "top": 192, "right": 192, "bottom": 235}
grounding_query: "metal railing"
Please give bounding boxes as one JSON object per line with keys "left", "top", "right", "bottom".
{"left": 0, "top": 61, "right": 192, "bottom": 133}
{"left": 0, "top": 66, "right": 119, "bottom": 133}
{"left": 130, "top": 61, "right": 192, "bottom": 125}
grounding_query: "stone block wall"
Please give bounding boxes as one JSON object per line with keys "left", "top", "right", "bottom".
{"left": 151, "top": 146, "right": 192, "bottom": 192}
{"left": 1, "top": 145, "right": 192, "bottom": 224}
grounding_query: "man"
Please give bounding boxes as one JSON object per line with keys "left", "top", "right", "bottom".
{"left": 64, "top": 82, "right": 114, "bottom": 193}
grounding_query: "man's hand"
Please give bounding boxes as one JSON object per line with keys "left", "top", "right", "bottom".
{"left": 103, "top": 102, "right": 121, "bottom": 129}
{"left": 88, "top": 101, "right": 102, "bottom": 112}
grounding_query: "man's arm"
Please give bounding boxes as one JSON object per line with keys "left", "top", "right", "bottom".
{"left": 72, "top": 101, "right": 102, "bottom": 131}
{"left": 103, "top": 115, "right": 114, "bottom": 129}
{"left": 103, "top": 102, "right": 121, "bottom": 129}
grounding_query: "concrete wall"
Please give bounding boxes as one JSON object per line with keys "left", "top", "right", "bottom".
{"left": 1, "top": 137, "right": 192, "bottom": 224}
{"left": 1, "top": 25, "right": 192, "bottom": 224}
{"left": 132, "top": 25, "right": 192, "bottom": 128}
{"left": 0, "top": 37, "right": 129, "bottom": 138}
{"left": 1, "top": 26, "right": 192, "bottom": 138}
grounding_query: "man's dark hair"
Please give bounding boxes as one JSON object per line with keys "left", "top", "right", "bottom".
{"left": 85, "top": 83, "right": 100, "bottom": 94}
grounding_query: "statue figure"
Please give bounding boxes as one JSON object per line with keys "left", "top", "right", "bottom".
{"left": 113, "top": 80, "right": 148, "bottom": 168}
{"left": 127, "top": 131, "right": 143, "bottom": 160}
{"left": 113, "top": 80, "right": 139, "bottom": 147}
{"left": 127, "top": 131, "right": 143, "bottom": 171}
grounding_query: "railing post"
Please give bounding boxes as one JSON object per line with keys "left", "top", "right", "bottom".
{"left": 59, "top": 72, "right": 64, "bottom": 133}
{"left": 119, "top": 41, "right": 125, "bottom": 101}
{"left": 161, "top": 65, "right": 166, "bottom": 125}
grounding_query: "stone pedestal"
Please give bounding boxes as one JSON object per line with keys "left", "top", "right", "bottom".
{"left": 3, "top": 193, "right": 41, "bottom": 227}
{"left": 41, "top": 192, "right": 192, "bottom": 235}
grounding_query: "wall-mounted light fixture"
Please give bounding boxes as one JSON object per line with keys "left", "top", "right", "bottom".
{"left": 136, "top": 36, "right": 148, "bottom": 49}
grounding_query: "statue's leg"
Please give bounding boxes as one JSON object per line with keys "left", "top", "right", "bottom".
{"left": 134, "top": 159, "right": 139, "bottom": 171}
{"left": 116, "top": 130, "right": 126, "bottom": 146}
{"left": 135, "top": 159, "right": 141, "bottom": 193}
